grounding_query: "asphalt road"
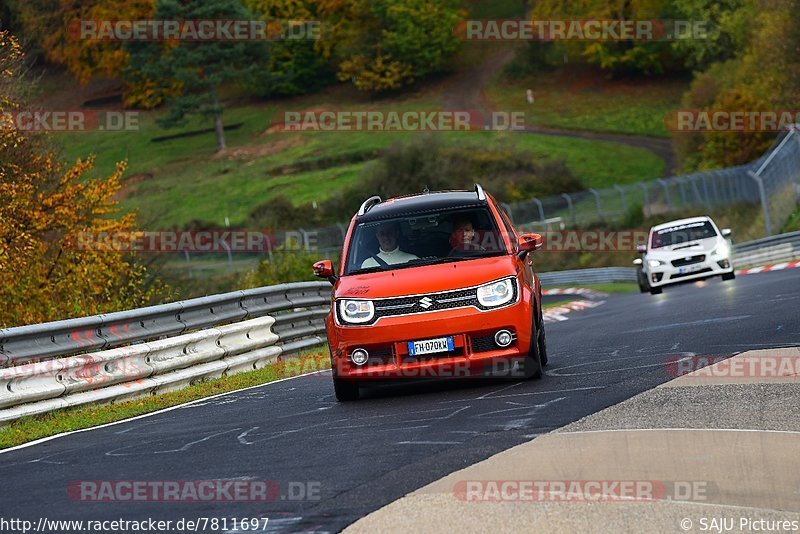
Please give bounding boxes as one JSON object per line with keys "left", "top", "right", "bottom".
{"left": 1, "top": 269, "right": 799, "bottom": 533}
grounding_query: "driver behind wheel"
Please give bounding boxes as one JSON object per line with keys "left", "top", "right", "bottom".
{"left": 360, "top": 221, "right": 419, "bottom": 269}
{"left": 448, "top": 215, "right": 485, "bottom": 254}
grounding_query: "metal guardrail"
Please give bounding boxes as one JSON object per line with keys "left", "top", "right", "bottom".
{"left": 0, "top": 282, "right": 332, "bottom": 424}
{"left": 0, "top": 282, "right": 331, "bottom": 368}
{"left": 534, "top": 232, "right": 800, "bottom": 286}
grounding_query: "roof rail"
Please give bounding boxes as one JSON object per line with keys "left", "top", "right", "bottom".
{"left": 357, "top": 195, "right": 382, "bottom": 216}
{"left": 474, "top": 183, "right": 486, "bottom": 201}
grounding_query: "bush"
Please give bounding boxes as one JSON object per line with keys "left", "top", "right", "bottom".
{"left": 242, "top": 249, "right": 325, "bottom": 288}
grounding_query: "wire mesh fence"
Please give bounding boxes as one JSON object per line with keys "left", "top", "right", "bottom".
{"left": 507, "top": 126, "right": 799, "bottom": 236}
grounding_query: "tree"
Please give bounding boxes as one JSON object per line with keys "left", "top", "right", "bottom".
{"left": 243, "top": 0, "right": 334, "bottom": 97}
{"left": 317, "top": 0, "right": 464, "bottom": 92}
{"left": 0, "top": 31, "right": 165, "bottom": 327}
{"left": 125, "top": 0, "right": 268, "bottom": 151}
{"left": 531, "top": 0, "right": 677, "bottom": 75}
{"left": 13, "top": 0, "right": 167, "bottom": 108}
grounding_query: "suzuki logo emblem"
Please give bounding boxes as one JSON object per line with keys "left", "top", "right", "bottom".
{"left": 418, "top": 297, "right": 433, "bottom": 309}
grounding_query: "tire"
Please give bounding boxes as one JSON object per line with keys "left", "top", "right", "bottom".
{"left": 520, "top": 319, "right": 543, "bottom": 380}
{"left": 537, "top": 304, "right": 549, "bottom": 367}
{"left": 637, "top": 269, "right": 649, "bottom": 293}
{"left": 649, "top": 286, "right": 663, "bottom": 295}
{"left": 722, "top": 271, "right": 736, "bottom": 281}
{"left": 333, "top": 376, "right": 359, "bottom": 402}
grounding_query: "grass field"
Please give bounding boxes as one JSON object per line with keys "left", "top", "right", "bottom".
{"left": 486, "top": 64, "right": 688, "bottom": 138}
{"left": 55, "top": 97, "right": 664, "bottom": 228}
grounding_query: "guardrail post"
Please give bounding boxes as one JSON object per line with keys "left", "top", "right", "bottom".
{"left": 588, "top": 188, "right": 603, "bottom": 220}
{"left": 561, "top": 193, "right": 575, "bottom": 225}
{"left": 749, "top": 171, "right": 773, "bottom": 236}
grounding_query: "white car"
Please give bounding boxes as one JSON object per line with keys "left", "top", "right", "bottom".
{"left": 634, "top": 216, "right": 735, "bottom": 295}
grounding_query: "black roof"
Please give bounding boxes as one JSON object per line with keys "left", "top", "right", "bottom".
{"left": 357, "top": 191, "right": 486, "bottom": 222}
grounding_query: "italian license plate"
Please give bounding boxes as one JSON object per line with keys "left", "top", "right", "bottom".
{"left": 678, "top": 264, "right": 704, "bottom": 274}
{"left": 407, "top": 336, "right": 454, "bottom": 356}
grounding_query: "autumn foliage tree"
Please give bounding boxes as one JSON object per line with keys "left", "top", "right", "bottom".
{"left": 0, "top": 31, "right": 164, "bottom": 327}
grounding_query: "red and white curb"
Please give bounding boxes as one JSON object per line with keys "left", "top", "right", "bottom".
{"left": 541, "top": 288, "right": 608, "bottom": 324}
{"left": 736, "top": 260, "right": 800, "bottom": 276}
{"left": 541, "top": 288, "right": 607, "bottom": 298}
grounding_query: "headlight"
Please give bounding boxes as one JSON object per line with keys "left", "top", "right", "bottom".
{"left": 647, "top": 259, "right": 665, "bottom": 269}
{"left": 338, "top": 300, "right": 374, "bottom": 324}
{"left": 712, "top": 242, "right": 730, "bottom": 256}
{"left": 477, "top": 279, "right": 515, "bottom": 307}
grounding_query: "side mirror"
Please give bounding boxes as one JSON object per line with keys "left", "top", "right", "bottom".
{"left": 636, "top": 244, "right": 647, "bottom": 254}
{"left": 313, "top": 260, "right": 337, "bottom": 284}
{"left": 721, "top": 228, "right": 732, "bottom": 237}
{"left": 632, "top": 258, "right": 643, "bottom": 266}
{"left": 517, "top": 233, "right": 543, "bottom": 259}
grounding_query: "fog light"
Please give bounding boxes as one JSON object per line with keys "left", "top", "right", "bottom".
{"left": 350, "top": 348, "right": 369, "bottom": 366}
{"left": 494, "top": 330, "right": 513, "bottom": 348}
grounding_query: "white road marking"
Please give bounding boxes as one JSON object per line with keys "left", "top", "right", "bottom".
{"left": 622, "top": 315, "right": 750, "bottom": 333}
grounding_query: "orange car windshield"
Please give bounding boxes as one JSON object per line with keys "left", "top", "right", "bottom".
{"left": 344, "top": 207, "right": 507, "bottom": 275}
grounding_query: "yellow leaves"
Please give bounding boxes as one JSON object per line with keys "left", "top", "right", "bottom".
{"left": 0, "top": 32, "right": 167, "bottom": 327}
{"left": 338, "top": 53, "right": 414, "bottom": 92}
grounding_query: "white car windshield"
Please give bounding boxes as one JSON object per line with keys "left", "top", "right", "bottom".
{"left": 651, "top": 221, "right": 718, "bottom": 248}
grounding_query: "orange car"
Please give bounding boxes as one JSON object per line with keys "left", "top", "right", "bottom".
{"left": 313, "top": 185, "right": 547, "bottom": 401}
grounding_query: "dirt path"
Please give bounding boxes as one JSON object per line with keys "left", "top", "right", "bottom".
{"left": 439, "top": 44, "right": 677, "bottom": 175}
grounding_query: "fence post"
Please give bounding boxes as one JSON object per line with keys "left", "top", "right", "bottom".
{"left": 299, "top": 228, "right": 310, "bottom": 252}
{"left": 639, "top": 183, "right": 650, "bottom": 218}
{"left": 701, "top": 175, "right": 711, "bottom": 210}
{"left": 531, "top": 198, "right": 545, "bottom": 222}
{"left": 501, "top": 202, "right": 515, "bottom": 223}
{"left": 658, "top": 179, "right": 673, "bottom": 210}
{"left": 184, "top": 250, "right": 193, "bottom": 279}
{"left": 748, "top": 171, "right": 772, "bottom": 236}
{"left": 678, "top": 178, "right": 688, "bottom": 207}
{"left": 264, "top": 234, "right": 273, "bottom": 262}
{"left": 614, "top": 185, "right": 627, "bottom": 215}
{"left": 561, "top": 193, "right": 575, "bottom": 225}
{"left": 588, "top": 188, "right": 603, "bottom": 220}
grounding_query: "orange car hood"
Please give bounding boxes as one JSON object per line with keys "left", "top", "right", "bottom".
{"left": 335, "top": 256, "right": 518, "bottom": 299}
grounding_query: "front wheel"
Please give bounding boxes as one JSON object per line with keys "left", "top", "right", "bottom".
{"left": 333, "top": 376, "right": 359, "bottom": 401}
{"left": 537, "top": 305, "right": 549, "bottom": 367}
{"left": 520, "top": 321, "right": 543, "bottom": 380}
{"left": 650, "top": 286, "right": 663, "bottom": 295}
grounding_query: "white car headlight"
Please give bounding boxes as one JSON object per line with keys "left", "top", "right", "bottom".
{"left": 477, "top": 279, "right": 515, "bottom": 307}
{"left": 712, "top": 242, "right": 730, "bottom": 256}
{"left": 647, "top": 259, "right": 665, "bottom": 269}
{"left": 338, "top": 300, "right": 374, "bottom": 324}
